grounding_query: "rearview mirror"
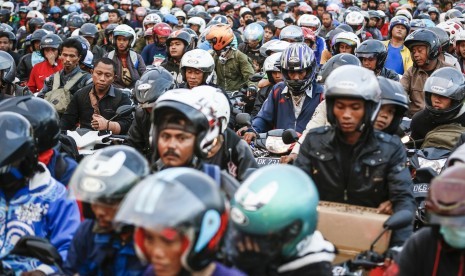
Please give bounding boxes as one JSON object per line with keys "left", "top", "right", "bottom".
{"left": 282, "top": 129, "right": 299, "bottom": 145}
{"left": 10, "top": 236, "right": 62, "bottom": 267}
{"left": 115, "top": 105, "right": 135, "bottom": 116}
{"left": 236, "top": 113, "right": 252, "bottom": 126}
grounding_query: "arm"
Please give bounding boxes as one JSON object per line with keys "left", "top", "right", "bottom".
{"left": 137, "top": 53, "right": 147, "bottom": 76}
{"left": 238, "top": 52, "right": 256, "bottom": 87}
{"left": 27, "top": 66, "right": 38, "bottom": 93}
{"left": 59, "top": 92, "right": 80, "bottom": 131}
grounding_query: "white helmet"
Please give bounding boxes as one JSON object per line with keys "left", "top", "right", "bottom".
{"left": 345, "top": 11, "right": 365, "bottom": 35}
{"left": 192, "top": 86, "right": 230, "bottom": 133}
{"left": 159, "top": 6, "right": 170, "bottom": 15}
{"left": 99, "top": 12, "right": 109, "bottom": 23}
{"left": 113, "top": 24, "right": 137, "bottom": 47}
{"left": 71, "top": 28, "right": 80, "bottom": 37}
{"left": 438, "top": 20, "right": 464, "bottom": 45}
{"left": 28, "top": 1, "right": 42, "bottom": 11}
{"left": 180, "top": 49, "right": 215, "bottom": 84}
{"left": 193, "top": 5, "right": 205, "bottom": 13}
{"left": 83, "top": 50, "right": 94, "bottom": 69}
{"left": 297, "top": 14, "right": 322, "bottom": 35}
{"left": 395, "top": 9, "right": 413, "bottom": 22}
{"left": 187, "top": 17, "right": 206, "bottom": 33}
{"left": 1, "top": 2, "right": 14, "bottom": 14}
{"left": 27, "top": 10, "right": 44, "bottom": 19}
{"left": 259, "top": 40, "right": 290, "bottom": 57}
{"left": 333, "top": 31, "right": 360, "bottom": 53}
{"left": 121, "top": 0, "right": 132, "bottom": 5}
{"left": 455, "top": 29, "right": 465, "bottom": 48}
{"left": 143, "top": 13, "right": 162, "bottom": 31}
{"left": 174, "top": 10, "right": 187, "bottom": 19}
{"left": 326, "top": 3, "right": 340, "bottom": 15}
{"left": 263, "top": 52, "right": 282, "bottom": 73}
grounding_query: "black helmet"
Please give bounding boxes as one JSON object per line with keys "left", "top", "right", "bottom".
{"left": 0, "top": 97, "right": 60, "bottom": 153}
{"left": 416, "top": 13, "right": 431, "bottom": 20}
{"left": 424, "top": 67, "right": 465, "bottom": 122}
{"left": 325, "top": 65, "right": 381, "bottom": 131}
{"left": 67, "top": 15, "right": 85, "bottom": 29}
{"left": 42, "top": 22, "right": 57, "bottom": 33}
{"left": 181, "top": 27, "right": 199, "bottom": 48}
{"left": 69, "top": 145, "right": 149, "bottom": 205}
{"left": 0, "top": 51, "right": 16, "bottom": 84}
{"left": 427, "top": 26, "right": 449, "bottom": 52}
{"left": 68, "top": 36, "right": 89, "bottom": 63}
{"left": 134, "top": 66, "right": 175, "bottom": 108}
{"left": 79, "top": 23, "right": 99, "bottom": 38}
{"left": 377, "top": 77, "right": 409, "bottom": 135}
{"left": 40, "top": 34, "right": 62, "bottom": 57}
{"left": 316, "top": 53, "right": 361, "bottom": 84}
{"left": 368, "top": 10, "right": 381, "bottom": 20}
{"left": 114, "top": 168, "right": 227, "bottom": 271}
{"left": 166, "top": 30, "right": 192, "bottom": 55}
{"left": 335, "top": 23, "right": 354, "bottom": 33}
{"left": 404, "top": 29, "right": 441, "bottom": 60}
{"left": 355, "top": 39, "right": 388, "bottom": 71}
{"left": 105, "top": 23, "right": 119, "bottom": 38}
{"left": 31, "top": 29, "right": 48, "bottom": 43}
{"left": 28, "top": 17, "right": 45, "bottom": 31}
{"left": 410, "top": 19, "right": 426, "bottom": 32}
{"left": 0, "top": 111, "right": 37, "bottom": 180}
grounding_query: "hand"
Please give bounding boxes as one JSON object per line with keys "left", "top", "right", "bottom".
{"left": 243, "top": 132, "right": 256, "bottom": 144}
{"left": 45, "top": 51, "right": 57, "bottom": 66}
{"left": 21, "top": 270, "right": 46, "bottom": 276}
{"left": 236, "top": 126, "right": 248, "bottom": 136}
{"left": 280, "top": 153, "right": 297, "bottom": 164}
{"left": 377, "top": 200, "right": 393, "bottom": 215}
{"left": 91, "top": 114, "right": 108, "bottom": 131}
{"left": 236, "top": 235, "right": 260, "bottom": 253}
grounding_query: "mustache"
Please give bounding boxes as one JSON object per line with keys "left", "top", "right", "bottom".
{"left": 163, "top": 149, "right": 180, "bottom": 158}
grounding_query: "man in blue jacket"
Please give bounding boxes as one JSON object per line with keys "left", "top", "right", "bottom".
{"left": 243, "top": 43, "right": 323, "bottom": 143}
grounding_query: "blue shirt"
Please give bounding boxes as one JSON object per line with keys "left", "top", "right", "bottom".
{"left": 385, "top": 43, "right": 404, "bottom": 75}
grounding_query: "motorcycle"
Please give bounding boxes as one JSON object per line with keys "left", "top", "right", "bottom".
{"left": 332, "top": 210, "right": 413, "bottom": 276}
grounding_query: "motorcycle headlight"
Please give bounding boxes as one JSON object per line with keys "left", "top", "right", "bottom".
{"left": 418, "top": 157, "right": 447, "bottom": 175}
{"left": 265, "top": 136, "right": 289, "bottom": 155}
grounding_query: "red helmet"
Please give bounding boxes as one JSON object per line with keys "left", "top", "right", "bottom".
{"left": 152, "top": 22, "right": 172, "bottom": 38}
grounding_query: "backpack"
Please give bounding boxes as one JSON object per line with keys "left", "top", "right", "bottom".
{"left": 421, "top": 123, "right": 465, "bottom": 150}
{"left": 57, "top": 133, "right": 81, "bottom": 162}
{"left": 44, "top": 71, "right": 84, "bottom": 114}
{"left": 107, "top": 50, "right": 139, "bottom": 70}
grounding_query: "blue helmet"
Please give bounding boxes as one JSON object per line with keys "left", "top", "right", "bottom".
{"left": 280, "top": 43, "right": 317, "bottom": 95}
{"left": 243, "top": 22, "right": 264, "bottom": 44}
{"left": 49, "top": 6, "right": 61, "bottom": 15}
{"left": 389, "top": 16, "right": 411, "bottom": 38}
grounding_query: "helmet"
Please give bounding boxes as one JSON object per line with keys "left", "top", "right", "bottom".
{"left": 180, "top": 49, "right": 215, "bottom": 85}
{"left": 0, "top": 51, "right": 15, "bottom": 84}
{"left": 105, "top": 23, "right": 119, "bottom": 38}
{"left": 404, "top": 29, "right": 441, "bottom": 60}
{"left": 455, "top": 29, "right": 465, "bottom": 51}
{"left": 28, "top": 17, "right": 45, "bottom": 31}
{"left": 164, "top": 14, "right": 179, "bottom": 25}
{"left": 230, "top": 165, "right": 320, "bottom": 260}
{"left": 191, "top": 86, "right": 230, "bottom": 133}
{"left": 207, "top": 15, "right": 228, "bottom": 27}
{"left": 42, "top": 22, "right": 57, "bottom": 34}
{"left": 31, "top": 29, "right": 49, "bottom": 43}
{"left": 121, "top": 0, "right": 132, "bottom": 5}
{"left": 79, "top": 23, "right": 99, "bottom": 38}
{"left": 69, "top": 145, "right": 149, "bottom": 205}
{"left": 417, "top": 13, "right": 431, "bottom": 21}
{"left": 26, "top": 10, "right": 44, "bottom": 20}
{"left": 49, "top": 6, "right": 61, "bottom": 14}
{"left": 1, "top": 2, "right": 14, "bottom": 14}
{"left": 377, "top": 77, "right": 409, "bottom": 135}
{"left": 134, "top": 66, "right": 175, "bottom": 108}
{"left": 279, "top": 25, "right": 304, "bottom": 42}
{"left": 426, "top": 164, "right": 465, "bottom": 226}
{"left": 427, "top": 6, "right": 440, "bottom": 17}
{"left": 40, "top": 34, "right": 62, "bottom": 57}
{"left": 259, "top": 40, "right": 290, "bottom": 57}
{"left": 327, "top": 3, "right": 340, "bottom": 15}
{"left": 174, "top": 10, "right": 186, "bottom": 19}
{"left": 182, "top": 28, "right": 199, "bottom": 47}
{"left": 368, "top": 10, "right": 381, "bottom": 21}
{"left": 0, "top": 112, "right": 37, "bottom": 180}
{"left": 332, "top": 31, "right": 360, "bottom": 55}
{"left": 263, "top": 52, "right": 282, "bottom": 83}
{"left": 316, "top": 53, "right": 361, "bottom": 84}
{"left": 166, "top": 30, "right": 192, "bottom": 52}
{"left": 389, "top": 16, "right": 411, "bottom": 37}
{"left": 114, "top": 168, "right": 227, "bottom": 271}
{"left": 135, "top": 7, "right": 147, "bottom": 18}
{"left": 0, "top": 97, "right": 60, "bottom": 153}
{"left": 325, "top": 65, "right": 381, "bottom": 130}
{"left": 113, "top": 24, "right": 137, "bottom": 47}
{"left": 297, "top": 14, "right": 322, "bottom": 35}
{"left": 410, "top": 19, "right": 426, "bottom": 32}
{"left": 335, "top": 23, "right": 354, "bottom": 33}
{"left": 67, "top": 15, "right": 85, "bottom": 29}
{"left": 428, "top": 26, "right": 450, "bottom": 51}
{"left": 143, "top": 13, "right": 162, "bottom": 31}
{"left": 28, "top": 1, "right": 42, "bottom": 11}
{"left": 280, "top": 43, "right": 317, "bottom": 95}
{"left": 82, "top": 50, "right": 94, "bottom": 69}
{"left": 151, "top": 88, "right": 221, "bottom": 159}
{"left": 19, "top": 6, "right": 31, "bottom": 14}
{"left": 99, "top": 12, "right": 109, "bottom": 23}
{"left": 437, "top": 21, "right": 464, "bottom": 45}
{"left": 99, "top": 4, "right": 114, "bottom": 13}
{"left": 396, "top": 9, "right": 413, "bottom": 22}
{"left": 345, "top": 11, "right": 365, "bottom": 35}
{"left": 153, "top": 22, "right": 172, "bottom": 37}
{"left": 205, "top": 24, "right": 234, "bottom": 51}
{"left": 423, "top": 67, "right": 465, "bottom": 122}
{"left": 187, "top": 16, "right": 206, "bottom": 33}
{"left": 446, "top": 9, "right": 464, "bottom": 22}
{"left": 355, "top": 39, "right": 388, "bottom": 71}
{"left": 243, "top": 23, "right": 264, "bottom": 44}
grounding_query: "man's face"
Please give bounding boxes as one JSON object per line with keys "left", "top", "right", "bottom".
{"left": 411, "top": 44, "right": 428, "bottom": 67}
{"left": 185, "top": 67, "right": 204, "bottom": 88}
{"left": 271, "top": 71, "right": 283, "bottom": 83}
{"left": 392, "top": 25, "right": 407, "bottom": 40}
{"left": 279, "top": 3, "right": 286, "bottom": 11}
{"left": 116, "top": 36, "right": 130, "bottom": 52}
{"left": 264, "top": 28, "right": 274, "bottom": 41}
{"left": 169, "top": 39, "right": 185, "bottom": 58}
{"left": 142, "top": 228, "right": 184, "bottom": 276}
{"left": 288, "top": 70, "right": 306, "bottom": 80}
{"left": 157, "top": 128, "right": 195, "bottom": 167}
{"left": 368, "top": 18, "right": 378, "bottom": 27}
{"left": 431, "top": 94, "right": 452, "bottom": 110}
{"left": 272, "top": 6, "right": 279, "bottom": 15}
{"left": 60, "top": 47, "right": 80, "bottom": 72}
{"left": 92, "top": 62, "right": 115, "bottom": 93}
{"left": 84, "top": 36, "right": 94, "bottom": 46}
{"left": 101, "top": 21, "right": 110, "bottom": 29}
{"left": 226, "top": 9, "right": 234, "bottom": 17}
{"left": 247, "top": 39, "right": 259, "bottom": 49}
{"left": 322, "top": 14, "right": 332, "bottom": 28}
{"left": 121, "top": 4, "right": 131, "bottom": 11}
{"left": 379, "top": 2, "right": 386, "bottom": 10}
{"left": 243, "top": 14, "right": 254, "bottom": 22}
{"left": 91, "top": 203, "right": 119, "bottom": 230}
{"left": 317, "top": 6, "right": 325, "bottom": 17}
{"left": 333, "top": 98, "right": 365, "bottom": 134}
{"left": 457, "top": 41, "right": 465, "bottom": 58}
{"left": 360, "top": 55, "right": 377, "bottom": 71}
{"left": 108, "top": 12, "right": 119, "bottom": 23}
{"left": 429, "top": 12, "right": 437, "bottom": 21}
{"left": 339, "top": 43, "right": 353, "bottom": 54}
{"left": 361, "top": 1, "right": 368, "bottom": 10}
{"left": 33, "top": 40, "right": 40, "bottom": 51}
{"left": 0, "top": 37, "right": 9, "bottom": 51}
{"left": 156, "top": 35, "right": 168, "bottom": 46}
{"left": 374, "top": 104, "right": 395, "bottom": 131}
{"left": 82, "top": 0, "right": 89, "bottom": 6}
{"left": 368, "top": 1, "right": 377, "bottom": 9}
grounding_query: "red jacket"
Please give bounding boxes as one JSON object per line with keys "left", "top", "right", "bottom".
{"left": 28, "top": 59, "right": 63, "bottom": 93}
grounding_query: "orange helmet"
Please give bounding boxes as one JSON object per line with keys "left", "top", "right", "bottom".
{"left": 205, "top": 24, "right": 234, "bottom": 51}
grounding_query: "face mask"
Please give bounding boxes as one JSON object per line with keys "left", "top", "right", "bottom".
{"left": 440, "top": 225, "right": 465, "bottom": 249}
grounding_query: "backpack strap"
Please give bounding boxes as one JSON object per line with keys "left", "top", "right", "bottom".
{"left": 64, "top": 72, "right": 85, "bottom": 92}
{"left": 107, "top": 50, "right": 115, "bottom": 60}
{"left": 203, "top": 163, "right": 221, "bottom": 186}
{"left": 52, "top": 72, "right": 60, "bottom": 90}
{"left": 129, "top": 50, "right": 138, "bottom": 70}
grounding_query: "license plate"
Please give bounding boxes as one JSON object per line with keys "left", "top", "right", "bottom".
{"left": 255, "top": 157, "right": 280, "bottom": 166}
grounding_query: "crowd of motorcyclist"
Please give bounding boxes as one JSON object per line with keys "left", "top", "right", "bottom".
{"left": 0, "top": 0, "right": 465, "bottom": 274}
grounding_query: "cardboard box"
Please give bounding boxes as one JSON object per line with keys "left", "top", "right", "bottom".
{"left": 317, "top": 201, "right": 391, "bottom": 263}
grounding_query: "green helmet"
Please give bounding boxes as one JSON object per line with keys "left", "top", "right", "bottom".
{"left": 230, "top": 164, "right": 319, "bottom": 259}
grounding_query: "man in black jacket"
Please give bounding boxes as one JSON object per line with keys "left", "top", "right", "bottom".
{"left": 161, "top": 30, "right": 191, "bottom": 85}
{"left": 60, "top": 58, "right": 133, "bottom": 135}
{"left": 295, "top": 65, "right": 415, "bottom": 246}
{"left": 355, "top": 39, "right": 400, "bottom": 81}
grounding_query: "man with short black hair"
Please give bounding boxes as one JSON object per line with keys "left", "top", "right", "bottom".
{"left": 319, "top": 12, "right": 335, "bottom": 37}
{"left": 60, "top": 58, "right": 133, "bottom": 135}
